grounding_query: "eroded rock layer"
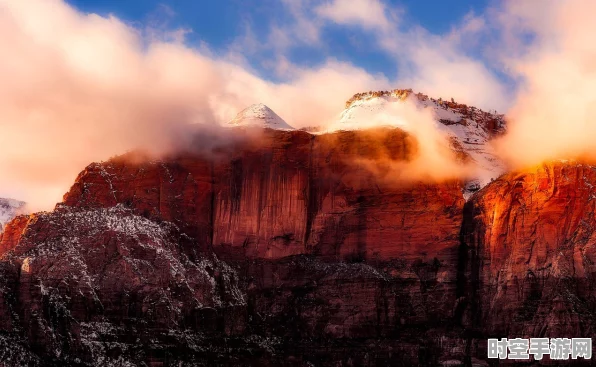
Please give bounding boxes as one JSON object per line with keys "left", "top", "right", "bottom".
{"left": 1, "top": 130, "right": 595, "bottom": 366}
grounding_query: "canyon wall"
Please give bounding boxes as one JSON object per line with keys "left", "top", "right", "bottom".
{"left": 0, "top": 129, "right": 595, "bottom": 365}
{"left": 460, "top": 162, "right": 596, "bottom": 348}
{"left": 62, "top": 129, "right": 462, "bottom": 267}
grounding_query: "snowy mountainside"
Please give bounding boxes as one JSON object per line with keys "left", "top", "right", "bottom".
{"left": 228, "top": 90, "right": 506, "bottom": 197}
{"left": 336, "top": 89, "right": 507, "bottom": 195}
{"left": 0, "top": 198, "right": 26, "bottom": 229}
{"left": 227, "top": 103, "right": 295, "bottom": 130}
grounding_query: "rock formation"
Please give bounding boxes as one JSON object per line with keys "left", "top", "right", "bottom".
{"left": 460, "top": 162, "right": 596, "bottom": 348}
{"left": 228, "top": 104, "right": 295, "bottom": 130}
{"left": 0, "top": 130, "right": 594, "bottom": 365}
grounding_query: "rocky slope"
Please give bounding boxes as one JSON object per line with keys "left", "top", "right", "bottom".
{"left": 0, "top": 205, "right": 264, "bottom": 366}
{"left": 0, "top": 117, "right": 594, "bottom": 364}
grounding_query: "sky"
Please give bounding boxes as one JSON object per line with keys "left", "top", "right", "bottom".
{"left": 65, "top": 0, "right": 504, "bottom": 104}
{"left": 3, "top": 0, "right": 596, "bottom": 210}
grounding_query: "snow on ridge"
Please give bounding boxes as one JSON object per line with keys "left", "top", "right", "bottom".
{"left": 0, "top": 198, "right": 26, "bottom": 230}
{"left": 225, "top": 91, "right": 507, "bottom": 197}
{"left": 334, "top": 89, "right": 507, "bottom": 197}
{"left": 227, "top": 103, "right": 295, "bottom": 130}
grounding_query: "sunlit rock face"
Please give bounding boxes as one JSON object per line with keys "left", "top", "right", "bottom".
{"left": 0, "top": 128, "right": 470, "bottom": 365}
{"left": 3, "top": 124, "right": 596, "bottom": 365}
{"left": 62, "top": 129, "right": 464, "bottom": 266}
{"left": 460, "top": 161, "right": 596, "bottom": 342}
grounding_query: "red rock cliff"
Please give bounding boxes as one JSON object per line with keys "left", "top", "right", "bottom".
{"left": 61, "top": 128, "right": 464, "bottom": 265}
{"left": 460, "top": 161, "right": 596, "bottom": 347}
{"left": 6, "top": 129, "right": 596, "bottom": 365}
{"left": 0, "top": 127, "right": 470, "bottom": 365}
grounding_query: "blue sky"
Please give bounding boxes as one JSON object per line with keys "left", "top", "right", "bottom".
{"left": 66, "top": 0, "right": 495, "bottom": 85}
{"left": 55, "top": 0, "right": 521, "bottom": 115}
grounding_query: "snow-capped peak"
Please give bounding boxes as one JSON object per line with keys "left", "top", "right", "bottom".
{"left": 333, "top": 89, "right": 507, "bottom": 197}
{"left": 228, "top": 103, "right": 295, "bottom": 130}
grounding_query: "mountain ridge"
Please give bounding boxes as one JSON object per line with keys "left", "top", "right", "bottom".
{"left": 234, "top": 89, "right": 506, "bottom": 197}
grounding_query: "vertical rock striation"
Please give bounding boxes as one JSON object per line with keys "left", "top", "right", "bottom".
{"left": 460, "top": 161, "right": 596, "bottom": 346}
{"left": 4, "top": 129, "right": 596, "bottom": 365}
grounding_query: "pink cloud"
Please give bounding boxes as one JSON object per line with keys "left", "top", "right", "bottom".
{"left": 0, "top": 0, "right": 389, "bottom": 210}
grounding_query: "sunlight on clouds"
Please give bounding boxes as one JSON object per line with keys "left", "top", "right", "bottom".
{"left": 494, "top": 0, "right": 596, "bottom": 168}
{"left": 0, "top": 0, "right": 387, "bottom": 209}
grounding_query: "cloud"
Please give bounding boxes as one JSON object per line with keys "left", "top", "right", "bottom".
{"left": 379, "top": 12, "right": 510, "bottom": 112}
{"left": 0, "top": 0, "right": 390, "bottom": 210}
{"left": 309, "top": 0, "right": 510, "bottom": 112}
{"left": 259, "top": 0, "right": 322, "bottom": 53}
{"left": 280, "top": 0, "right": 322, "bottom": 46}
{"left": 314, "top": 0, "right": 394, "bottom": 33}
{"left": 231, "top": 0, "right": 509, "bottom": 113}
{"left": 326, "top": 97, "right": 472, "bottom": 182}
{"left": 492, "top": 0, "right": 596, "bottom": 168}
{"left": 395, "top": 28, "right": 510, "bottom": 113}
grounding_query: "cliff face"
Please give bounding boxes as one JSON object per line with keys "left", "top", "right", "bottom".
{"left": 62, "top": 129, "right": 463, "bottom": 266}
{"left": 0, "top": 128, "right": 471, "bottom": 365}
{"left": 460, "top": 162, "right": 596, "bottom": 340}
{"left": 2, "top": 129, "right": 596, "bottom": 365}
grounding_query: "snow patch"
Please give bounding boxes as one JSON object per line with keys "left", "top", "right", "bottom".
{"left": 0, "top": 198, "right": 26, "bottom": 230}
{"left": 227, "top": 103, "right": 295, "bottom": 130}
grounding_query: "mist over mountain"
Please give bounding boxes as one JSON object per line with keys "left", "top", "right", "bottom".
{"left": 2, "top": 0, "right": 596, "bottom": 365}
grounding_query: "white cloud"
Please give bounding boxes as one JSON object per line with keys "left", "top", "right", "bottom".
{"left": 314, "top": 0, "right": 394, "bottom": 33}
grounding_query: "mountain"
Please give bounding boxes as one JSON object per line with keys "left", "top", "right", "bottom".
{"left": 227, "top": 91, "right": 505, "bottom": 197}
{"left": 0, "top": 128, "right": 469, "bottom": 365}
{"left": 0, "top": 94, "right": 593, "bottom": 365}
{"left": 0, "top": 198, "right": 25, "bottom": 229}
{"left": 227, "top": 103, "right": 295, "bottom": 130}
{"left": 336, "top": 89, "right": 507, "bottom": 195}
